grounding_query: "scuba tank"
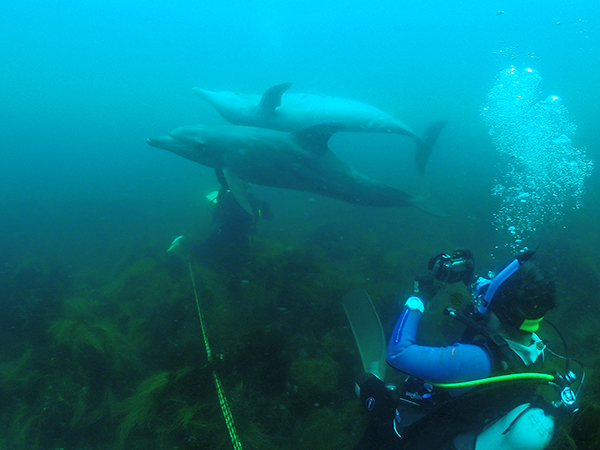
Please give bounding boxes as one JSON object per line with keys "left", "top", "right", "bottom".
{"left": 475, "top": 403, "right": 554, "bottom": 450}
{"left": 440, "top": 307, "right": 583, "bottom": 450}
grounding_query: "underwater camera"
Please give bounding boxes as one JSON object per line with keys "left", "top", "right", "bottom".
{"left": 428, "top": 250, "right": 474, "bottom": 284}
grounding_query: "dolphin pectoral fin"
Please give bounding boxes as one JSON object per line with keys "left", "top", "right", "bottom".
{"left": 222, "top": 169, "right": 255, "bottom": 217}
{"left": 258, "top": 82, "right": 293, "bottom": 110}
{"left": 415, "top": 120, "right": 448, "bottom": 176}
{"left": 292, "top": 122, "right": 346, "bottom": 153}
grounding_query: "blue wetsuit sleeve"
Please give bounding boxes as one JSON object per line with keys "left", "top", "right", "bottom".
{"left": 387, "top": 307, "right": 493, "bottom": 383}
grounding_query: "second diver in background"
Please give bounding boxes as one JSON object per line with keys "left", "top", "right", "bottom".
{"left": 193, "top": 168, "right": 272, "bottom": 272}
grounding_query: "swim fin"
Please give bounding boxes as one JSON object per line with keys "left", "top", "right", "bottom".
{"left": 342, "top": 289, "right": 387, "bottom": 380}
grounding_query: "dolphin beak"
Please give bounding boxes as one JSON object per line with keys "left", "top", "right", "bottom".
{"left": 168, "top": 127, "right": 206, "bottom": 147}
{"left": 146, "top": 135, "right": 188, "bottom": 150}
{"left": 192, "top": 87, "right": 210, "bottom": 100}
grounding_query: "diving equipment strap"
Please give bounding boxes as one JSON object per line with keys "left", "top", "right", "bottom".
{"left": 505, "top": 334, "right": 545, "bottom": 366}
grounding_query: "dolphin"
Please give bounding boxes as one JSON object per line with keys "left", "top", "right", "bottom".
{"left": 192, "top": 83, "right": 447, "bottom": 175}
{"left": 147, "top": 123, "right": 435, "bottom": 211}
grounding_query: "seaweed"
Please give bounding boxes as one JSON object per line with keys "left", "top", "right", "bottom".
{"left": 1, "top": 231, "right": 600, "bottom": 450}
{"left": 567, "top": 401, "right": 600, "bottom": 450}
{"left": 117, "top": 368, "right": 222, "bottom": 449}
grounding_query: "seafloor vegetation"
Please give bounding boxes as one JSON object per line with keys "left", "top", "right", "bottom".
{"left": 0, "top": 226, "right": 599, "bottom": 450}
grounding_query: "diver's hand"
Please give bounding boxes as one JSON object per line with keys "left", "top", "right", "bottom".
{"left": 413, "top": 271, "right": 439, "bottom": 302}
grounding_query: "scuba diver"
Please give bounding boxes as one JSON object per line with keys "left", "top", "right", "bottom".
{"left": 354, "top": 249, "right": 583, "bottom": 450}
{"left": 193, "top": 168, "right": 272, "bottom": 271}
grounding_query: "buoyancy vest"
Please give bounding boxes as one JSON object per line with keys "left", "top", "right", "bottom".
{"left": 396, "top": 324, "right": 550, "bottom": 449}
{"left": 462, "top": 325, "right": 546, "bottom": 375}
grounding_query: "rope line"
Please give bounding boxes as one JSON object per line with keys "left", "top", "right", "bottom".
{"left": 189, "top": 262, "right": 242, "bottom": 450}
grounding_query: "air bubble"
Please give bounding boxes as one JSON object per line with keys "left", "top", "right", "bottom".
{"left": 481, "top": 67, "right": 593, "bottom": 250}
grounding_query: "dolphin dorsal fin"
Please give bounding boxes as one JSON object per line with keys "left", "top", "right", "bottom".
{"left": 292, "top": 123, "right": 346, "bottom": 152}
{"left": 258, "top": 82, "right": 293, "bottom": 110}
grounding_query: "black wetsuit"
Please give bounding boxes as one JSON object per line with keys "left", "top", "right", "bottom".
{"left": 196, "top": 169, "right": 271, "bottom": 271}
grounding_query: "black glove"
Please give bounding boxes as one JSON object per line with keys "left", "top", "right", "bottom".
{"left": 413, "top": 271, "right": 439, "bottom": 302}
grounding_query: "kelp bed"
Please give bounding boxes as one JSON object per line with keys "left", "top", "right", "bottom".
{"left": 1, "top": 230, "right": 599, "bottom": 450}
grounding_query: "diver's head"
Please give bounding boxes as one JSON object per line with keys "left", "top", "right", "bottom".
{"left": 487, "top": 262, "right": 556, "bottom": 334}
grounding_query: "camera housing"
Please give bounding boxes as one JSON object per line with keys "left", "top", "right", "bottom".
{"left": 428, "top": 250, "right": 474, "bottom": 284}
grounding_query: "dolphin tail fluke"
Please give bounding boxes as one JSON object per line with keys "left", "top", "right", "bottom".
{"left": 411, "top": 196, "right": 449, "bottom": 217}
{"left": 410, "top": 180, "right": 449, "bottom": 217}
{"left": 415, "top": 120, "right": 448, "bottom": 176}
